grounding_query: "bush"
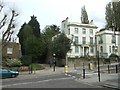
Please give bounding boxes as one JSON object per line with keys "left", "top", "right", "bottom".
{"left": 2, "top": 59, "right": 22, "bottom": 67}
{"left": 103, "top": 58, "right": 110, "bottom": 64}
{"left": 21, "top": 55, "right": 32, "bottom": 66}
{"left": 109, "top": 53, "right": 119, "bottom": 58}
{"left": 29, "top": 63, "right": 45, "bottom": 70}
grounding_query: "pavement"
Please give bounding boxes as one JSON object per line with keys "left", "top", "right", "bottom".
{"left": 19, "top": 63, "right": 120, "bottom": 89}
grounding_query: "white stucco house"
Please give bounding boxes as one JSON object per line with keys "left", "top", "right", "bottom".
{"left": 118, "top": 32, "right": 120, "bottom": 56}
{"left": 95, "top": 29, "right": 120, "bottom": 58}
{"left": 61, "top": 17, "right": 98, "bottom": 58}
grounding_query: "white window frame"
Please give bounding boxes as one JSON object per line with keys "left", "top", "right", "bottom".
{"left": 82, "top": 28, "right": 86, "bottom": 34}
{"left": 7, "top": 47, "right": 13, "bottom": 54}
{"left": 75, "top": 46, "right": 79, "bottom": 53}
{"left": 74, "top": 28, "right": 78, "bottom": 34}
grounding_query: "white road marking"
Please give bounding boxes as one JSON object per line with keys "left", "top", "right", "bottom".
{"left": 2, "top": 77, "right": 71, "bottom": 88}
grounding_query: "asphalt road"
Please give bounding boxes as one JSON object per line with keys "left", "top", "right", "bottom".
{"left": 1, "top": 73, "right": 116, "bottom": 89}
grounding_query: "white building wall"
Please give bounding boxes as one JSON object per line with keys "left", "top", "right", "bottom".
{"left": 61, "top": 17, "right": 98, "bottom": 58}
{"left": 96, "top": 30, "right": 119, "bottom": 58}
{"left": 118, "top": 32, "right": 120, "bottom": 56}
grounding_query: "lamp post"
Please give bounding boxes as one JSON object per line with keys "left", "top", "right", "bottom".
{"left": 53, "top": 53, "right": 56, "bottom": 71}
{"left": 97, "top": 51, "right": 100, "bottom": 82}
{"left": 95, "top": 34, "right": 101, "bottom": 82}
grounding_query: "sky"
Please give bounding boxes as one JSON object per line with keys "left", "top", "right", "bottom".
{"left": 2, "top": 0, "right": 111, "bottom": 37}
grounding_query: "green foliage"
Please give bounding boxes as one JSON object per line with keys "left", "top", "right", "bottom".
{"left": 28, "top": 15, "right": 40, "bottom": 37}
{"left": 105, "top": 2, "right": 120, "bottom": 31}
{"left": 52, "top": 33, "right": 71, "bottom": 59}
{"left": 24, "top": 36, "right": 47, "bottom": 62}
{"left": 18, "top": 18, "right": 45, "bottom": 63}
{"left": 81, "top": 6, "right": 89, "bottom": 24}
{"left": 29, "top": 63, "right": 45, "bottom": 70}
{"left": 41, "top": 25, "right": 60, "bottom": 61}
{"left": 18, "top": 23, "right": 33, "bottom": 55}
{"left": 109, "top": 53, "right": 119, "bottom": 58}
{"left": 21, "top": 55, "right": 32, "bottom": 66}
{"left": 2, "top": 59, "right": 22, "bottom": 67}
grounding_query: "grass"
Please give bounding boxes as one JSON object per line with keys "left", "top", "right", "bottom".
{"left": 29, "top": 63, "right": 45, "bottom": 70}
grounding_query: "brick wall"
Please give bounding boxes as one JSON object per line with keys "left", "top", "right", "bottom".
{"left": 2, "top": 42, "right": 21, "bottom": 59}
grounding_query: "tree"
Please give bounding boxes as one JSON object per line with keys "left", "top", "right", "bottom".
{"left": 105, "top": 1, "right": 120, "bottom": 31}
{"left": 52, "top": 33, "right": 71, "bottom": 59}
{"left": 81, "top": 6, "right": 89, "bottom": 24}
{"left": 18, "top": 22, "right": 46, "bottom": 64}
{"left": 0, "top": 1, "right": 19, "bottom": 46}
{"left": 42, "top": 25, "right": 60, "bottom": 63}
{"left": 28, "top": 15, "right": 40, "bottom": 37}
{"left": 18, "top": 23, "right": 33, "bottom": 56}
{"left": 24, "top": 35, "right": 46, "bottom": 63}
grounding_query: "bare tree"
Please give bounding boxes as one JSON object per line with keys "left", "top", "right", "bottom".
{"left": 0, "top": 1, "right": 19, "bottom": 46}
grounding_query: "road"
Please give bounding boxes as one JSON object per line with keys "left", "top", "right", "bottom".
{"left": 1, "top": 73, "right": 116, "bottom": 89}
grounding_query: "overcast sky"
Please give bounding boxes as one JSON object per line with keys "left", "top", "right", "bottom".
{"left": 2, "top": 0, "right": 111, "bottom": 36}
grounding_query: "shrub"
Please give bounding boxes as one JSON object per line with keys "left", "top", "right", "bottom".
{"left": 2, "top": 59, "right": 22, "bottom": 67}
{"left": 109, "top": 53, "right": 119, "bottom": 58}
{"left": 21, "top": 55, "right": 32, "bottom": 66}
{"left": 29, "top": 63, "right": 45, "bottom": 70}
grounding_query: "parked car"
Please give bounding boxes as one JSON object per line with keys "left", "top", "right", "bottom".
{"left": 0, "top": 68, "right": 19, "bottom": 78}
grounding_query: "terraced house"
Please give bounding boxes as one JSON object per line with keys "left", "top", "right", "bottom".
{"left": 61, "top": 17, "right": 98, "bottom": 58}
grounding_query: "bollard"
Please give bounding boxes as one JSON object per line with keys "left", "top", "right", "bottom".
{"left": 108, "top": 65, "right": 110, "bottom": 73}
{"left": 74, "top": 64, "right": 76, "bottom": 70}
{"left": 83, "top": 69, "right": 85, "bottom": 79}
{"left": 53, "top": 64, "right": 55, "bottom": 71}
{"left": 65, "top": 65, "right": 68, "bottom": 73}
{"left": 116, "top": 65, "right": 118, "bottom": 73}
{"left": 83, "top": 63, "right": 85, "bottom": 79}
{"left": 88, "top": 63, "right": 90, "bottom": 70}
{"left": 90, "top": 63, "right": 93, "bottom": 70}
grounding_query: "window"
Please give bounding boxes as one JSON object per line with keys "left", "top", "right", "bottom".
{"left": 112, "top": 35, "right": 116, "bottom": 43}
{"left": 64, "top": 24, "right": 65, "bottom": 28}
{"left": 112, "top": 46, "right": 115, "bottom": 52}
{"left": 90, "top": 47, "right": 94, "bottom": 53}
{"left": 90, "top": 37, "right": 93, "bottom": 44}
{"left": 68, "top": 28, "right": 70, "bottom": 35}
{"left": 82, "top": 28, "right": 86, "bottom": 34}
{"left": 74, "top": 36, "right": 78, "bottom": 44}
{"left": 100, "top": 46, "right": 103, "bottom": 53}
{"left": 75, "top": 46, "right": 79, "bottom": 53}
{"left": 99, "top": 35, "right": 103, "bottom": 44}
{"left": 109, "top": 46, "right": 111, "bottom": 53}
{"left": 7, "top": 48, "right": 13, "bottom": 54}
{"left": 90, "top": 29, "right": 93, "bottom": 35}
{"left": 74, "top": 28, "right": 78, "bottom": 34}
{"left": 82, "top": 37, "right": 86, "bottom": 44}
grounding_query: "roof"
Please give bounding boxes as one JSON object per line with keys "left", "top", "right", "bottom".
{"left": 67, "top": 22, "right": 98, "bottom": 29}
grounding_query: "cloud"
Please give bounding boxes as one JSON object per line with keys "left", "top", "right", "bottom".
{"left": 3, "top": 0, "right": 111, "bottom": 30}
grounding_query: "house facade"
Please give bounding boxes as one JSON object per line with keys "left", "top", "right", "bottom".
{"left": 119, "top": 32, "right": 120, "bottom": 56}
{"left": 2, "top": 42, "right": 21, "bottom": 59}
{"left": 61, "top": 17, "right": 98, "bottom": 58}
{"left": 95, "top": 29, "right": 120, "bottom": 58}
